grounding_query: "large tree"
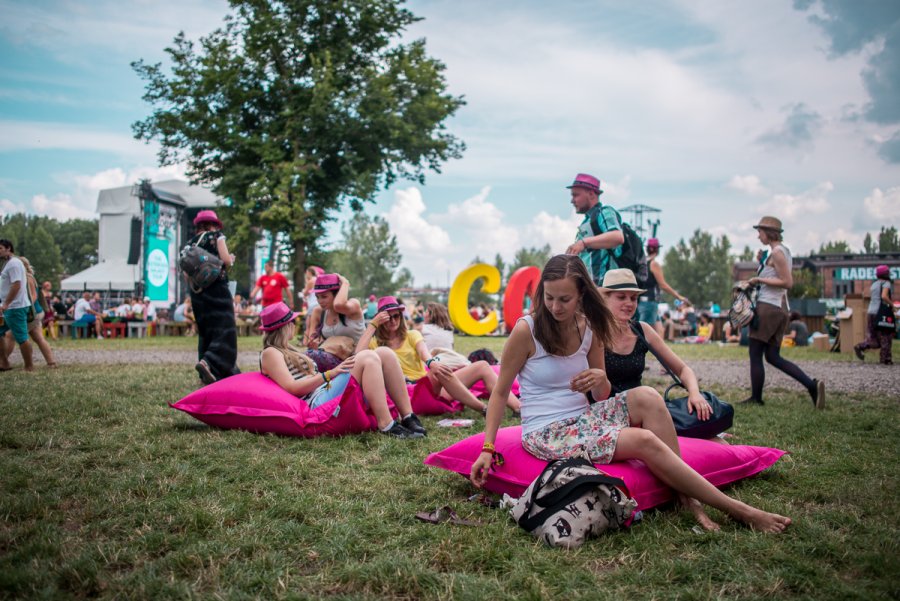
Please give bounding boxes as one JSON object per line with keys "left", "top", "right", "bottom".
{"left": 132, "top": 0, "right": 464, "bottom": 293}
{"left": 877, "top": 226, "right": 899, "bottom": 252}
{"left": 662, "top": 230, "right": 733, "bottom": 308}
{"left": 328, "top": 212, "right": 410, "bottom": 298}
{"left": 0, "top": 214, "right": 64, "bottom": 286}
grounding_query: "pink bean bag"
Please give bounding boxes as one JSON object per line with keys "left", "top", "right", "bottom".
{"left": 424, "top": 426, "right": 786, "bottom": 511}
{"left": 407, "top": 378, "right": 463, "bottom": 416}
{"left": 171, "top": 372, "right": 392, "bottom": 437}
{"left": 470, "top": 364, "right": 520, "bottom": 398}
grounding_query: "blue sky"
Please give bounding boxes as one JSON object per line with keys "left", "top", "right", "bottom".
{"left": 2, "top": 0, "right": 899, "bottom": 286}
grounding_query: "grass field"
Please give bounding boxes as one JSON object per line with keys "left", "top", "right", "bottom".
{"left": 1, "top": 336, "right": 898, "bottom": 600}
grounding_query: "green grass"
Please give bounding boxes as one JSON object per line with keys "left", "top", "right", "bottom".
{"left": 1, "top": 340, "right": 898, "bottom": 599}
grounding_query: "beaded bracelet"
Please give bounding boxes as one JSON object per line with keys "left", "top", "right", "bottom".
{"left": 481, "top": 441, "right": 495, "bottom": 455}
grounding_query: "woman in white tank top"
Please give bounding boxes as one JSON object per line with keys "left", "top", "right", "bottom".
{"left": 744, "top": 216, "right": 824, "bottom": 408}
{"left": 469, "top": 255, "right": 791, "bottom": 534}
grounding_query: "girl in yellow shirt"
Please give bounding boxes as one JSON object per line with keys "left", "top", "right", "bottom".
{"left": 356, "top": 296, "right": 521, "bottom": 414}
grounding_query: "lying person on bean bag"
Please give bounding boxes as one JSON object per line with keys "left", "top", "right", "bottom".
{"left": 358, "top": 296, "right": 521, "bottom": 416}
{"left": 259, "top": 302, "right": 426, "bottom": 439}
{"left": 469, "top": 255, "right": 791, "bottom": 533}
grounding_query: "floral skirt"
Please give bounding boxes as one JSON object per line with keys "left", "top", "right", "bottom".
{"left": 521, "top": 391, "right": 630, "bottom": 464}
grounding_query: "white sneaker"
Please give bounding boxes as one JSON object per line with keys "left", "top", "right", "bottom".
{"left": 97, "top": 335, "right": 104, "bottom": 339}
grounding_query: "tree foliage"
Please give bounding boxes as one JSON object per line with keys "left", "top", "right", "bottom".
{"left": 0, "top": 214, "right": 98, "bottom": 288}
{"left": 328, "top": 212, "right": 410, "bottom": 298}
{"left": 662, "top": 230, "right": 732, "bottom": 307}
{"left": 817, "top": 240, "right": 852, "bottom": 254}
{"left": 132, "top": 0, "right": 464, "bottom": 294}
{"left": 789, "top": 268, "right": 823, "bottom": 299}
{"left": 506, "top": 244, "right": 553, "bottom": 280}
{"left": 738, "top": 245, "right": 754, "bottom": 262}
{"left": 877, "top": 226, "right": 899, "bottom": 252}
{"left": 863, "top": 232, "right": 877, "bottom": 254}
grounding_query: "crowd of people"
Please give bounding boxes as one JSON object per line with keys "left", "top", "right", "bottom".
{"left": 4, "top": 172, "right": 896, "bottom": 536}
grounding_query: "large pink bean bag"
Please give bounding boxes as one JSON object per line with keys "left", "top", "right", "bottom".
{"left": 171, "top": 372, "right": 391, "bottom": 437}
{"left": 409, "top": 365, "right": 521, "bottom": 416}
{"left": 470, "top": 364, "right": 520, "bottom": 398}
{"left": 424, "top": 426, "right": 786, "bottom": 511}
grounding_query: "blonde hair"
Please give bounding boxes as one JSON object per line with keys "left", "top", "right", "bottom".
{"left": 263, "top": 323, "right": 316, "bottom": 375}
{"left": 19, "top": 256, "right": 34, "bottom": 276}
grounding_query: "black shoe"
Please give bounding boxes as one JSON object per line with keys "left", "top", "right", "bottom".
{"left": 738, "top": 397, "right": 764, "bottom": 405}
{"left": 854, "top": 346, "right": 865, "bottom": 361}
{"left": 195, "top": 360, "right": 216, "bottom": 385}
{"left": 809, "top": 379, "right": 825, "bottom": 410}
{"left": 400, "top": 413, "right": 427, "bottom": 436}
{"left": 381, "top": 422, "right": 424, "bottom": 439}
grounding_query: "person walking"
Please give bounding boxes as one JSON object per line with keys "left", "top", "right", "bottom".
{"left": 564, "top": 173, "right": 625, "bottom": 286}
{"left": 742, "top": 217, "right": 824, "bottom": 409}
{"left": 854, "top": 264, "right": 894, "bottom": 365}
{"left": 11, "top": 257, "right": 57, "bottom": 368}
{"left": 637, "top": 238, "right": 687, "bottom": 336}
{"left": 0, "top": 239, "right": 35, "bottom": 372}
{"left": 187, "top": 210, "right": 240, "bottom": 384}
{"left": 251, "top": 260, "right": 293, "bottom": 309}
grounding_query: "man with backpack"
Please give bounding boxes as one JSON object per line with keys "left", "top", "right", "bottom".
{"left": 565, "top": 173, "right": 645, "bottom": 286}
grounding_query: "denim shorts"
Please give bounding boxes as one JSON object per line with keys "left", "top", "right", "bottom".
{"left": 637, "top": 300, "right": 659, "bottom": 324}
{"left": 307, "top": 372, "right": 353, "bottom": 409}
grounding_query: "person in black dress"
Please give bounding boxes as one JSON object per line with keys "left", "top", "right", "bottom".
{"left": 187, "top": 210, "right": 240, "bottom": 384}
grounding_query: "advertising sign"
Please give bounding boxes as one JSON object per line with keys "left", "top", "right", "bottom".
{"left": 145, "top": 236, "right": 169, "bottom": 301}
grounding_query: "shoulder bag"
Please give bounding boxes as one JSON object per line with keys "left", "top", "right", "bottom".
{"left": 875, "top": 284, "right": 895, "bottom": 331}
{"left": 631, "top": 322, "right": 734, "bottom": 439}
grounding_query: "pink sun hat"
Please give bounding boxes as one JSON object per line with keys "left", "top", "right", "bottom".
{"left": 259, "top": 302, "right": 302, "bottom": 332}
{"left": 193, "top": 209, "right": 223, "bottom": 228}
{"left": 313, "top": 273, "right": 341, "bottom": 291}
{"left": 377, "top": 296, "right": 405, "bottom": 313}
{"left": 566, "top": 173, "right": 603, "bottom": 195}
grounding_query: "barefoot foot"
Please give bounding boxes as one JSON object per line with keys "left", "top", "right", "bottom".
{"left": 741, "top": 507, "right": 792, "bottom": 533}
{"left": 679, "top": 495, "right": 721, "bottom": 532}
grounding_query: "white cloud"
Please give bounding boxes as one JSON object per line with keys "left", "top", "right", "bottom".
{"left": 761, "top": 181, "right": 832, "bottom": 219}
{"left": 385, "top": 187, "right": 452, "bottom": 254}
{"left": 0, "top": 120, "right": 153, "bottom": 158}
{"left": 437, "top": 186, "right": 522, "bottom": 259}
{"left": 30, "top": 193, "right": 93, "bottom": 220}
{"left": 727, "top": 175, "right": 769, "bottom": 196}
{"left": 862, "top": 186, "right": 900, "bottom": 222}
{"left": 522, "top": 211, "right": 582, "bottom": 255}
{"left": 0, "top": 198, "right": 21, "bottom": 217}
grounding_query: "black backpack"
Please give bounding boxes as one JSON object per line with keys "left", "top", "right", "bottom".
{"left": 179, "top": 232, "right": 224, "bottom": 293}
{"left": 590, "top": 206, "right": 648, "bottom": 283}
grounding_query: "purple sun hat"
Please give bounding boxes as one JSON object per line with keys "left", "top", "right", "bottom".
{"left": 566, "top": 173, "right": 603, "bottom": 195}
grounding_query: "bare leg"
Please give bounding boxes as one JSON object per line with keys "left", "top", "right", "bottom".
{"left": 450, "top": 361, "right": 521, "bottom": 411}
{"left": 20, "top": 339, "right": 34, "bottom": 371}
{"left": 613, "top": 428, "right": 791, "bottom": 533}
{"left": 371, "top": 347, "right": 415, "bottom": 417}
{"left": 626, "top": 386, "right": 719, "bottom": 531}
{"left": 29, "top": 327, "right": 56, "bottom": 366}
{"left": 432, "top": 371, "right": 485, "bottom": 412}
{"left": 0, "top": 332, "right": 11, "bottom": 368}
{"left": 350, "top": 350, "right": 393, "bottom": 429}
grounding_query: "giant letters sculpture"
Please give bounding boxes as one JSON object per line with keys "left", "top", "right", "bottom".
{"left": 448, "top": 263, "right": 500, "bottom": 336}
{"left": 503, "top": 266, "right": 541, "bottom": 332}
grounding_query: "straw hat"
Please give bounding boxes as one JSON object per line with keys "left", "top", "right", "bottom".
{"left": 752, "top": 216, "right": 783, "bottom": 233}
{"left": 599, "top": 268, "right": 646, "bottom": 293}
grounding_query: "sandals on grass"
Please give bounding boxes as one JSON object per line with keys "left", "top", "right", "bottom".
{"left": 415, "top": 505, "right": 481, "bottom": 526}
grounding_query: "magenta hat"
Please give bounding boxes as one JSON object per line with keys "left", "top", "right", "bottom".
{"left": 377, "top": 296, "right": 405, "bottom": 313}
{"left": 876, "top": 264, "right": 890, "bottom": 278}
{"left": 193, "top": 209, "right": 223, "bottom": 228}
{"left": 313, "top": 273, "right": 341, "bottom": 291}
{"left": 368, "top": 294, "right": 376, "bottom": 301}
{"left": 647, "top": 238, "right": 661, "bottom": 249}
{"left": 566, "top": 173, "right": 603, "bottom": 195}
{"left": 259, "top": 302, "right": 301, "bottom": 332}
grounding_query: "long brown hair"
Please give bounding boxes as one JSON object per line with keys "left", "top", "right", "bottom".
{"left": 374, "top": 311, "right": 408, "bottom": 347}
{"left": 425, "top": 302, "right": 453, "bottom": 331}
{"left": 532, "top": 255, "right": 616, "bottom": 355}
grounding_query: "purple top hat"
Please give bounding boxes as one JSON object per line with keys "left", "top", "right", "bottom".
{"left": 259, "top": 302, "right": 301, "bottom": 332}
{"left": 313, "top": 273, "right": 341, "bottom": 291}
{"left": 193, "top": 209, "right": 223, "bottom": 228}
{"left": 566, "top": 173, "right": 603, "bottom": 195}
{"left": 377, "top": 296, "right": 405, "bottom": 313}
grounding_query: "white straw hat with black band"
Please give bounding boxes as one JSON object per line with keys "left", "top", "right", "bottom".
{"left": 599, "top": 268, "right": 647, "bottom": 294}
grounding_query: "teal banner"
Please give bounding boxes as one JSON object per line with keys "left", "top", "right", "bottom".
{"left": 145, "top": 236, "right": 169, "bottom": 302}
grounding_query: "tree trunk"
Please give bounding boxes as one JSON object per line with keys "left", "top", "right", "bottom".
{"left": 293, "top": 238, "right": 306, "bottom": 308}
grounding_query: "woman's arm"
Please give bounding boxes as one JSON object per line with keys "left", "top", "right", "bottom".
{"left": 751, "top": 247, "right": 792, "bottom": 289}
{"left": 651, "top": 261, "right": 684, "bottom": 301}
{"left": 642, "top": 323, "right": 710, "bottom": 419}
{"left": 333, "top": 275, "right": 363, "bottom": 319}
{"left": 575, "top": 329, "right": 611, "bottom": 401}
{"left": 304, "top": 306, "right": 323, "bottom": 348}
{"left": 355, "top": 311, "right": 389, "bottom": 353}
{"left": 216, "top": 236, "right": 234, "bottom": 269}
{"left": 260, "top": 348, "right": 326, "bottom": 398}
{"left": 470, "top": 320, "right": 534, "bottom": 487}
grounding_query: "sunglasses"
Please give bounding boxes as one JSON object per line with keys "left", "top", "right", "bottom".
{"left": 389, "top": 313, "right": 403, "bottom": 321}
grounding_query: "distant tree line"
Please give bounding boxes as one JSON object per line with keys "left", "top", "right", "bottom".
{"left": 0, "top": 214, "right": 98, "bottom": 288}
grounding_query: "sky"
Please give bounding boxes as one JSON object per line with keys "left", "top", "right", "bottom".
{"left": 2, "top": 0, "right": 900, "bottom": 287}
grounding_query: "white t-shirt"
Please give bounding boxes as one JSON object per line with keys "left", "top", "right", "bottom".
{"left": 144, "top": 303, "right": 157, "bottom": 320}
{"left": 115, "top": 304, "right": 132, "bottom": 317}
{"left": 73, "top": 298, "right": 92, "bottom": 320}
{"left": 131, "top": 302, "right": 144, "bottom": 317}
{"left": 0, "top": 257, "right": 30, "bottom": 309}
{"left": 421, "top": 323, "right": 454, "bottom": 351}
